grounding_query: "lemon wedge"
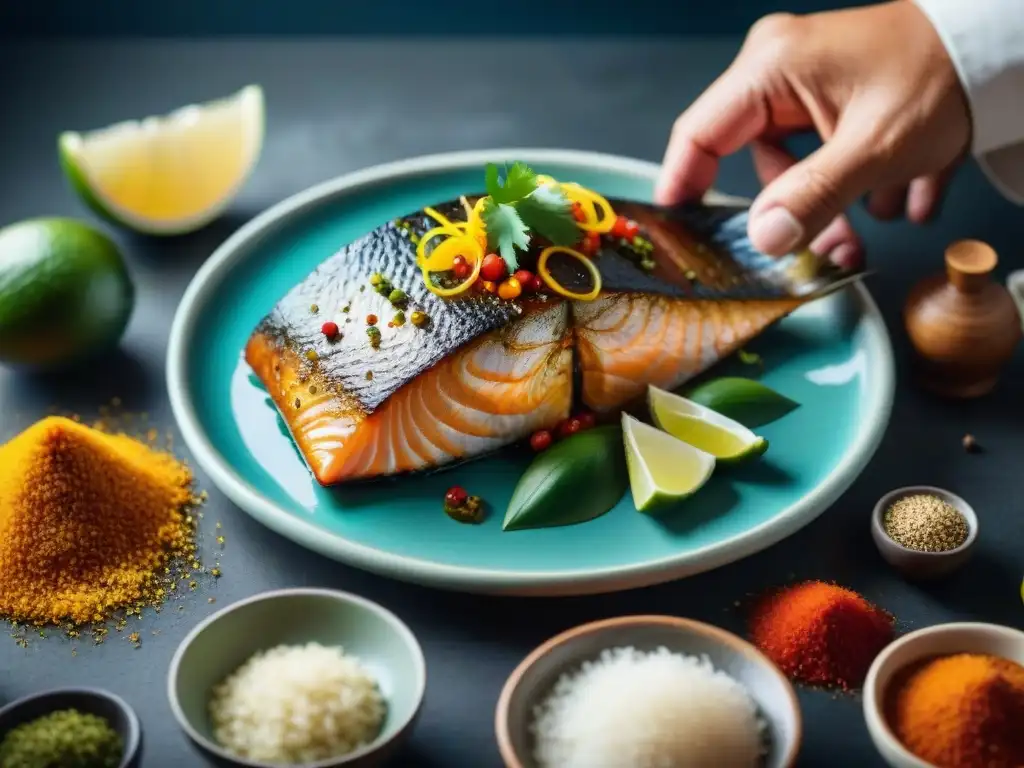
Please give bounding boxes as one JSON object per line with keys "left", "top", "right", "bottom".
{"left": 648, "top": 385, "right": 768, "bottom": 463}
{"left": 58, "top": 85, "right": 264, "bottom": 235}
{"left": 622, "top": 413, "right": 716, "bottom": 513}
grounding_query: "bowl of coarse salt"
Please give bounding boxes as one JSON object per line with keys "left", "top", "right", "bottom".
{"left": 495, "top": 615, "right": 802, "bottom": 768}
{"left": 167, "top": 588, "right": 425, "bottom": 768}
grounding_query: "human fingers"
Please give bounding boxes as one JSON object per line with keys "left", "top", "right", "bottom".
{"left": 748, "top": 123, "right": 884, "bottom": 256}
{"left": 752, "top": 140, "right": 863, "bottom": 266}
{"left": 866, "top": 185, "right": 910, "bottom": 221}
{"left": 809, "top": 217, "right": 863, "bottom": 270}
{"left": 906, "top": 170, "right": 954, "bottom": 223}
{"left": 655, "top": 66, "right": 770, "bottom": 205}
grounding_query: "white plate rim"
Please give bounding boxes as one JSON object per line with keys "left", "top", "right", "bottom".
{"left": 166, "top": 147, "right": 895, "bottom": 596}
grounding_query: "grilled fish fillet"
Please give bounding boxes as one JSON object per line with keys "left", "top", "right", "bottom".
{"left": 246, "top": 198, "right": 860, "bottom": 485}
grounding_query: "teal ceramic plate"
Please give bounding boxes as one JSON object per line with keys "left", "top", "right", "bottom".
{"left": 167, "top": 149, "right": 895, "bottom": 596}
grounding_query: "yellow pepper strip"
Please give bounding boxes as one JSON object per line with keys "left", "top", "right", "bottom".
{"left": 562, "top": 183, "right": 616, "bottom": 233}
{"left": 422, "top": 236, "right": 484, "bottom": 297}
{"left": 537, "top": 246, "right": 602, "bottom": 301}
{"left": 416, "top": 227, "right": 454, "bottom": 266}
{"left": 423, "top": 206, "right": 464, "bottom": 235}
{"left": 421, "top": 233, "right": 481, "bottom": 272}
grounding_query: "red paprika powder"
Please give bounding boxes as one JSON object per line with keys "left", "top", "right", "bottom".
{"left": 748, "top": 581, "right": 894, "bottom": 690}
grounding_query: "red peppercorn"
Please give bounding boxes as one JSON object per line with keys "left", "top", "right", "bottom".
{"left": 480, "top": 253, "right": 508, "bottom": 283}
{"left": 445, "top": 486, "right": 468, "bottom": 507}
{"left": 529, "top": 429, "right": 553, "bottom": 452}
{"left": 528, "top": 275, "right": 544, "bottom": 293}
{"left": 321, "top": 321, "right": 339, "bottom": 340}
{"left": 366, "top": 314, "right": 378, "bottom": 326}
{"left": 513, "top": 269, "right": 534, "bottom": 291}
{"left": 612, "top": 216, "right": 641, "bottom": 240}
{"left": 581, "top": 232, "right": 601, "bottom": 256}
{"left": 571, "top": 202, "right": 588, "bottom": 222}
{"left": 452, "top": 254, "right": 470, "bottom": 279}
{"left": 576, "top": 411, "right": 596, "bottom": 430}
{"left": 558, "top": 418, "right": 582, "bottom": 438}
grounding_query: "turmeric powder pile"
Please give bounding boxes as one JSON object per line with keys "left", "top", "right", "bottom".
{"left": 888, "top": 652, "right": 1024, "bottom": 768}
{"left": 0, "top": 416, "right": 203, "bottom": 627}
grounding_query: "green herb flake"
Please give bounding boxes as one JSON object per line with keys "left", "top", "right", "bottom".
{"left": 737, "top": 349, "right": 763, "bottom": 367}
{"left": 482, "top": 198, "right": 531, "bottom": 272}
{"left": 0, "top": 709, "right": 123, "bottom": 768}
{"left": 479, "top": 162, "right": 579, "bottom": 272}
{"left": 516, "top": 184, "right": 579, "bottom": 246}
{"left": 484, "top": 161, "right": 538, "bottom": 204}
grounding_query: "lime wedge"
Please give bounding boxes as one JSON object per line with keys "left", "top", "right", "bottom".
{"left": 622, "top": 413, "right": 716, "bottom": 513}
{"left": 59, "top": 85, "right": 264, "bottom": 235}
{"left": 684, "top": 376, "right": 798, "bottom": 428}
{"left": 648, "top": 385, "right": 768, "bottom": 463}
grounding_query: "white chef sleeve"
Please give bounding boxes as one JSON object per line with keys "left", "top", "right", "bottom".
{"left": 913, "top": 0, "right": 1024, "bottom": 203}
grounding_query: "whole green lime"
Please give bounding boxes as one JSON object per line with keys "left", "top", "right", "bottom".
{"left": 0, "top": 218, "right": 134, "bottom": 368}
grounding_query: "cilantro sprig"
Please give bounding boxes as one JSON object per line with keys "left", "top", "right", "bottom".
{"left": 481, "top": 162, "right": 579, "bottom": 270}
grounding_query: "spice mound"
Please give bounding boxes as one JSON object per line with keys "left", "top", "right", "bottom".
{"left": 888, "top": 652, "right": 1024, "bottom": 768}
{"left": 530, "top": 646, "right": 765, "bottom": 768}
{"left": 209, "top": 642, "right": 387, "bottom": 764}
{"left": 883, "top": 493, "right": 969, "bottom": 553}
{"left": 749, "top": 581, "right": 894, "bottom": 690}
{"left": 0, "top": 416, "right": 200, "bottom": 627}
{"left": 0, "top": 708, "right": 123, "bottom": 767}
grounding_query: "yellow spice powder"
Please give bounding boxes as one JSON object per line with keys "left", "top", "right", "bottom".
{"left": 0, "top": 416, "right": 201, "bottom": 626}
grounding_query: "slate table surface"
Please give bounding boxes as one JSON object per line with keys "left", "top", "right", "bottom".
{"left": 1, "top": 38, "right": 1022, "bottom": 768}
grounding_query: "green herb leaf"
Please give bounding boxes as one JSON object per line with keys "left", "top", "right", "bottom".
{"left": 484, "top": 162, "right": 538, "bottom": 205}
{"left": 482, "top": 198, "right": 530, "bottom": 271}
{"left": 683, "top": 376, "right": 798, "bottom": 428}
{"left": 504, "top": 426, "right": 628, "bottom": 531}
{"left": 516, "top": 184, "right": 580, "bottom": 246}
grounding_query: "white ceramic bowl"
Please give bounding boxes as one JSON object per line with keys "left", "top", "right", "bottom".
{"left": 863, "top": 622, "right": 1024, "bottom": 767}
{"left": 496, "top": 615, "right": 802, "bottom": 768}
{"left": 870, "top": 486, "right": 978, "bottom": 580}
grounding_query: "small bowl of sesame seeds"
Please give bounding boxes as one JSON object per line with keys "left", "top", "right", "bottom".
{"left": 871, "top": 486, "right": 978, "bottom": 581}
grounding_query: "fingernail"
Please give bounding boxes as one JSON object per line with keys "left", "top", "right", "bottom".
{"left": 829, "top": 243, "right": 862, "bottom": 270}
{"left": 749, "top": 206, "right": 803, "bottom": 255}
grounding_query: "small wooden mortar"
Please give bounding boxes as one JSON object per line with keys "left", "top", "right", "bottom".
{"left": 904, "top": 240, "right": 1021, "bottom": 398}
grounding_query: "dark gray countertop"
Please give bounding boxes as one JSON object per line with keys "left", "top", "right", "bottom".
{"left": 2, "top": 39, "right": 1023, "bottom": 768}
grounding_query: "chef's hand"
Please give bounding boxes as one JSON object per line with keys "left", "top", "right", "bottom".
{"left": 655, "top": 0, "right": 972, "bottom": 268}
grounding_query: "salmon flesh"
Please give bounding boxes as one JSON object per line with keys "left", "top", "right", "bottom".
{"left": 245, "top": 198, "right": 861, "bottom": 485}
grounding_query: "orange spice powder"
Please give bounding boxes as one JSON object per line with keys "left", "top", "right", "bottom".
{"left": 888, "top": 653, "right": 1024, "bottom": 768}
{"left": 0, "top": 416, "right": 202, "bottom": 626}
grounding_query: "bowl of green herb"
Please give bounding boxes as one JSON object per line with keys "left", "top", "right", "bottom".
{"left": 871, "top": 485, "right": 978, "bottom": 581}
{"left": 0, "top": 688, "right": 141, "bottom": 768}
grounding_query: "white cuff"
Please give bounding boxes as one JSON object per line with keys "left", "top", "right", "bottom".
{"left": 978, "top": 144, "right": 1024, "bottom": 205}
{"left": 913, "top": 0, "right": 1024, "bottom": 156}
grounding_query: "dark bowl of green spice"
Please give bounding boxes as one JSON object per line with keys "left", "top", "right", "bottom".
{"left": 871, "top": 485, "right": 978, "bottom": 581}
{"left": 0, "top": 688, "right": 141, "bottom": 768}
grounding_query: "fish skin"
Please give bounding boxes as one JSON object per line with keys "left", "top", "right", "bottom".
{"left": 549, "top": 200, "right": 854, "bottom": 300}
{"left": 248, "top": 200, "right": 524, "bottom": 414}
{"left": 246, "top": 195, "right": 863, "bottom": 484}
